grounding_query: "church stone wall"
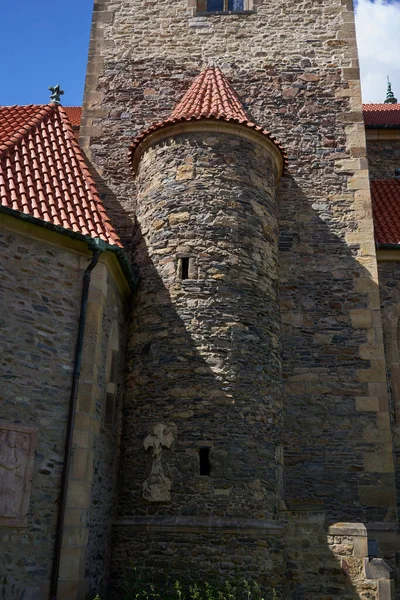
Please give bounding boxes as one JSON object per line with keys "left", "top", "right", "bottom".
{"left": 81, "top": 0, "right": 396, "bottom": 526}
{"left": 0, "top": 223, "right": 82, "bottom": 598}
{"left": 377, "top": 260, "right": 400, "bottom": 520}
{"left": 83, "top": 270, "right": 126, "bottom": 599}
{"left": 366, "top": 138, "right": 400, "bottom": 180}
{"left": 57, "top": 260, "right": 127, "bottom": 600}
{"left": 0, "top": 218, "right": 128, "bottom": 600}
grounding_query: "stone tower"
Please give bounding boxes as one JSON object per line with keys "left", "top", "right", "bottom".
{"left": 114, "top": 65, "right": 287, "bottom": 582}
{"left": 80, "top": 0, "right": 398, "bottom": 595}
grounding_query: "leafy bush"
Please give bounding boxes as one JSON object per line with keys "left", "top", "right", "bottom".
{"left": 93, "top": 577, "right": 279, "bottom": 600}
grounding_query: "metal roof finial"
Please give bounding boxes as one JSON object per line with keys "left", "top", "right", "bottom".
{"left": 49, "top": 84, "right": 65, "bottom": 105}
{"left": 385, "top": 76, "right": 397, "bottom": 104}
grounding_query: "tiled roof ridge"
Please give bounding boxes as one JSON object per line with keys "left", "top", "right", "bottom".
{"left": 54, "top": 105, "right": 122, "bottom": 246}
{"left": 0, "top": 104, "right": 54, "bottom": 155}
{"left": 57, "top": 105, "right": 102, "bottom": 203}
{"left": 130, "top": 67, "right": 288, "bottom": 172}
{"left": 363, "top": 103, "right": 400, "bottom": 110}
{"left": 363, "top": 103, "right": 400, "bottom": 127}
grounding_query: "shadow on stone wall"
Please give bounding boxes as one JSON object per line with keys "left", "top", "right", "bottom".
{"left": 278, "top": 174, "right": 397, "bottom": 597}
{"left": 278, "top": 175, "right": 396, "bottom": 526}
{"left": 84, "top": 158, "right": 136, "bottom": 252}
{"left": 105, "top": 175, "right": 380, "bottom": 598}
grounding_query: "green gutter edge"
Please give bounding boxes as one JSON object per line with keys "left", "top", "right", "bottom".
{"left": 376, "top": 243, "right": 400, "bottom": 250}
{"left": 365, "top": 125, "right": 400, "bottom": 130}
{"left": 0, "top": 204, "right": 138, "bottom": 293}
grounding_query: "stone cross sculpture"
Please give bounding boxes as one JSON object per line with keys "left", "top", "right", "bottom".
{"left": 143, "top": 423, "right": 174, "bottom": 502}
{"left": 49, "top": 84, "right": 65, "bottom": 105}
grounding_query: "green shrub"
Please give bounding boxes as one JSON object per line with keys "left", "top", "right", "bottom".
{"left": 92, "top": 575, "right": 280, "bottom": 600}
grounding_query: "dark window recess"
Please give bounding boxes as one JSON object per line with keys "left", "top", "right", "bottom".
{"left": 104, "top": 393, "right": 116, "bottom": 427}
{"left": 181, "top": 257, "right": 190, "bottom": 280}
{"left": 199, "top": 447, "right": 211, "bottom": 476}
{"left": 207, "top": 0, "right": 244, "bottom": 10}
{"left": 141, "top": 342, "right": 151, "bottom": 356}
{"left": 110, "top": 349, "right": 119, "bottom": 382}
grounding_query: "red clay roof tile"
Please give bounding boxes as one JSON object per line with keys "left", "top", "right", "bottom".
{"left": 130, "top": 66, "right": 288, "bottom": 171}
{"left": 363, "top": 104, "right": 400, "bottom": 127}
{"left": 371, "top": 179, "right": 400, "bottom": 244}
{"left": 64, "top": 106, "right": 82, "bottom": 128}
{"left": 170, "top": 66, "right": 249, "bottom": 122}
{"left": 0, "top": 104, "right": 121, "bottom": 247}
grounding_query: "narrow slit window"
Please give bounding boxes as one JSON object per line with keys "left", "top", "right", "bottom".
{"left": 181, "top": 257, "right": 190, "bottom": 280}
{"left": 104, "top": 392, "right": 116, "bottom": 427}
{"left": 109, "top": 350, "right": 119, "bottom": 382}
{"left": 199, "top": 447, "right": 211, "bottom": 476}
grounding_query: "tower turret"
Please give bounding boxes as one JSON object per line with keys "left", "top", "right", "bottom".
{"left": 116, "top": 66, "right": 287, "bottom": 587}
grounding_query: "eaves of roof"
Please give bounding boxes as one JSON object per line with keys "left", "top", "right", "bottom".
{"left": 365, "top": 124, "right": 400, "bottom": 130}
{"left": 130, "top": 66, "right": 288, "bottom": 175}
{"left": 0, "top": 202, "right": 138, "bottom": 293}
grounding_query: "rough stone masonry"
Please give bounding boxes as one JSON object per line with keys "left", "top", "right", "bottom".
{"left": 79, "top": 0, "right": 398, "bottom": 595}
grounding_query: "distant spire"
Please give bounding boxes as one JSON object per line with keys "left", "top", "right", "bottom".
{"left": 385, "top": 77, "right": 397, "bottom": 104}
{"left": 49, "top": 84, "right": 65, "bottom": 105}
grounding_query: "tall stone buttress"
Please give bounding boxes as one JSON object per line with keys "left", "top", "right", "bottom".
{"left": 80, "top": 0, "right": 398, "bottom": 595}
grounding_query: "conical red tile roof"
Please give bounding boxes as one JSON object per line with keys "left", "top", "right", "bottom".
{"left": 169, "top": 66, "right": 249, "bottom": 122}
{"left": 0, "top": 104, "right": 121, "bottom": 247}
{"left": 130, "top": 66, "right": 287, "bottom": 172}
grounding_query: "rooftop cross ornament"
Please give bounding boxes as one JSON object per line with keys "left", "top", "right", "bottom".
{"left": 49, "top": 84, "right": 65, "bottom": 105}
{"left": 143, "top": 423, "right": 174, "bottom": 502}
{"left": 385, "top": 77, "right": 398, "bottom": 104}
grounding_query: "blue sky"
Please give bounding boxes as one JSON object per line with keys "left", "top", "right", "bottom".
{"left": 0, "top": 0, "right": 93, "bottom": 106}
{"left": 355, "top": 0, "right": 400, "bottom": 102}
{"left": 0, "top": 0, "right": 400, "bottom": 106}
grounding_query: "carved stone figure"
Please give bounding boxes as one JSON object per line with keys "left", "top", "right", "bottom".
{"left": 0, "top": 424, "right": 36, "bottom": 527}
{"left": 143, "top": 423, "right": 174, "bottom": 502}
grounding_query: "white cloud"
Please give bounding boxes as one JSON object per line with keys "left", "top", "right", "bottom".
{"left": 355, "top": 0, "right": 400, "bottom": 103}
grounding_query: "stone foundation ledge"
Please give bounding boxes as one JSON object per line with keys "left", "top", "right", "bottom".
{"left": 113, "top": 516, "right": 284, "bottom": 535}
{"left": 327, "top": 522, "right": 369, "bottom": 537}
{"left": 364, "top": 522, "right": 399, "bottom": 533}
